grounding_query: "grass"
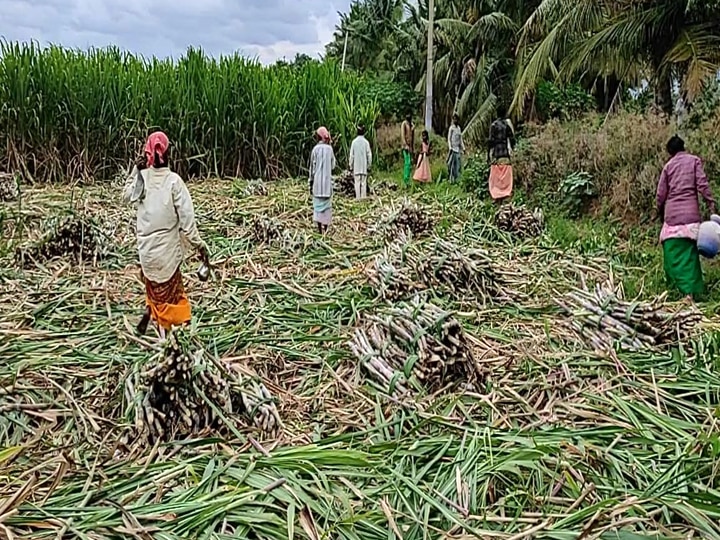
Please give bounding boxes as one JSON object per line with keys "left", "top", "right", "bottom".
{"left": 2, "top": 175, "right": 720, "bottom": 538}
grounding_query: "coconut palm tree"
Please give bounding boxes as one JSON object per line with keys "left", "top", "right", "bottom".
{"left": 513, "top": 0, "right": 720, "bottom": 115}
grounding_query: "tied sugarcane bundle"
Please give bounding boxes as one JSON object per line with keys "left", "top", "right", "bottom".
{"left": 14, "top": 215, "right": 106, "bottom": 267}
{"left": 243, "top": 179, "right": 269, "bottom": 197}
{"left": 366, "top": 233, "right": 508, "bottom": 303}
{"left": 349, "top": 296, "right": 479, "bottom": 396}
{"left": 404, "top": 236, "right": 508, "bottom": 302}
{"left": 232, "top": 371, "right": 282, "bottom": 434}
{"left": 124, "top": 328, "right": 280, "bottom": 443}
{"left": 335, "top": 170, "right": 355, "bottom": 198}
{"left": 366, "top": 236, "right": 416, "bottom": 301}
{"left": 557, "top": 279, "right": 703, "bottom": 351}
{"left": 0, "top": 172, "right": 19, "bottom": 202}
{"left": 367, "top": 251, "right": 415, "bottom": 301}
{"left": 369, "top": 179, "right": 398, "bottom": 196}
{"left": 373, "top": 198, "right": 435, "bottom": 241}
{"left": 495, "top": 204, "right": 545, "bottom": 238}
{"left": 252, "top": 216, "right": 285, "bottom": 244}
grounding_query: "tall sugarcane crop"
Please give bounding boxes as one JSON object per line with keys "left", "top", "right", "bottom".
{"left": 0, "top": 43, "right": 379, "bottom": 182}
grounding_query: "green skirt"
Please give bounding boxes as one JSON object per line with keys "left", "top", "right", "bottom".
{"left": 662, "top": 237, "right": 704, "bottom": 296}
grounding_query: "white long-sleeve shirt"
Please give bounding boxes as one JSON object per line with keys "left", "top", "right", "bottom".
{"left": 123, "top": 166, "right": 204, "bottom": 283}
{"left": 349, "top": 135, "right": 372, "bottom": 175}
{"left": 309, "top": 143, "right": 336, "bottom": 198}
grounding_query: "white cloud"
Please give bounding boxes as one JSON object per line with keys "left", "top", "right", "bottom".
{"left": 0, "top": 0, "right": 350, "bottom": 63}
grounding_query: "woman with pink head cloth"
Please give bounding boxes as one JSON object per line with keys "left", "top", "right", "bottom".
{"left": 309, "top": 127, "right": 336, "bottom": 234}
{"left": 123, "top": 131, "right": 209, "bottom": 336}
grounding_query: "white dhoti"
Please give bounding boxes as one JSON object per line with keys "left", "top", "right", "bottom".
{"left": 354, "top": 173, "right": 367, "bottom": 200}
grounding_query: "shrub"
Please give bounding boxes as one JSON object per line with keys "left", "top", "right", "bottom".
{"left": 559, "top": 171, "right": 596, "bottom": 217}
{"left": 536, "top": 81, "right": 595, "bottom": 121}
{"left": 460, "top": 153, "right": 490, "bottom": 196}
{"left": 514, "top": 109, "right": 720, "bottom": 221}
{"left": 358, "top": 78, "right": 422, "bottom": 123}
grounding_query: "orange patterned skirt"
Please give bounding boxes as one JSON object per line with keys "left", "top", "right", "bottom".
{"left": 141, "top": 266, "right": 191, "bottom": 330}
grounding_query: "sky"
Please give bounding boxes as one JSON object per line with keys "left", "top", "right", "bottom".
{"left": 0, "top": 0, "right": 351, "bottom": 64}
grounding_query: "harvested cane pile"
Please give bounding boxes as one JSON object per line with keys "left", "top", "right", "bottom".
{"left": 336, "top": 170, "right": 355, "bottom": 197}
{"left": 367, "top": 234, "right": 507, "bottom": 302}
{"left": 15, "top": 215, "right": 105, "bottom": 267}
{"left": 349, "top": 297, "right": 479, "bottom": 396}
{"left": 125, "top": 328, "right": 279, "bottom": 443}
{"left": 369, "top": 179, "right": 397, "bottom": 196}
{"left": 558, "top": 280, "right": 702, "bottom": 351}
{"left": 243, "top": 179, "right": 269, "bottom": 197}
{"left": 252, "top": 216, "right": 285, "bottom": 244}
{"left": 495, "top": 204, "right": 545, "bottom": 238}
{"left": 0, "top": 172, "right": 18, "bottom": 201}
{"left": 374, "top": 199, "right": 435, "bottom": 240}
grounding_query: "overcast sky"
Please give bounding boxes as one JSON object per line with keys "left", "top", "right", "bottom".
{"left": 0, "top": 0, "right": 351, "bottom": 64}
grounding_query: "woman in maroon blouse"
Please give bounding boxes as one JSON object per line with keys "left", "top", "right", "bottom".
{"left": 656, "top": 135, "right": 716, "bottom": 300}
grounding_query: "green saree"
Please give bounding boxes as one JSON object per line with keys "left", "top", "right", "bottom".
{"left": 662, "top": 237, "right": 705, "bottom": 296}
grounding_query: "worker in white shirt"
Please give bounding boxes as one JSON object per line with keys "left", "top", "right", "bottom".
{"left": 349, "top": 124, "right": 372, "bottom": 200}
{"left": 123, "top": 131, "right": 208, "bottom": 336}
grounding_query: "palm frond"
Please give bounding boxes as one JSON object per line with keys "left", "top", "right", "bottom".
{"left": 463, "top": 93, "right": 498, "bottom": 144}
{"left": 664, "top": 25, "right": 720, "bottom": 99}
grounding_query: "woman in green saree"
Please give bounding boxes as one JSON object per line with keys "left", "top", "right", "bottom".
{"left": 656, "top": 135, "right": 716, "bottom": 301}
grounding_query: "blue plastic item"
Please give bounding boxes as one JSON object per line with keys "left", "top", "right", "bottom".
{"left": 697, "top": 219, "right": 720, "bottom": 259}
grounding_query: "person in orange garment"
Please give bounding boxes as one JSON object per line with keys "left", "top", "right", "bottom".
{"left": 488, "top": 113, "right": 515, "bottom": 203}
{"left": 123, "top": 131, "right": 209, "bottom": 336}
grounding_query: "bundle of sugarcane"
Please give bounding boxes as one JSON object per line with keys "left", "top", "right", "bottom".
{"left": 125, "top": 328, "right": 279, "bottom": 443}
{"left": 335, "top": 170, "right": 355, "bottom": 197}
{"left": 367, "top": 234, "right": 506, "bottom": 303}
{"left": 252, "top": 216, "right": 284, "bottom": 244}
{"left": 232, "top": 374, "right": 281, "bottom": 433}
{"left": 366, "top": 242, "right": 417, "bottom": 301}
{"left": 0, "top": 172, "right": 19, "bottom": 201}
{"left": 369, "top": 179, "right": 398, "bottom": 196}
{"left": 374, "top": 199, "right": 435, "bottom": 240}
{"left": 557, "top": 280, "right": 702, "bottom": 351}
{"left": 243, "top": 179, "right": 269, "bottom": 197}
{"left": 349, "top": 297, "right": 478, "bottom": 395}
{"left": 404, "top": 237, "right": 506, "bottom": 302}
{"left": 494, "top": 204, "right": 545, "bottom": 238}
{"left": 15, "top": 215, "right": 105, "bottom": 267}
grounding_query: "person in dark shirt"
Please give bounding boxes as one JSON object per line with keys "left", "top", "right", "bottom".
{"left": 487, "top": 115, "right": 515, "bottom": 202}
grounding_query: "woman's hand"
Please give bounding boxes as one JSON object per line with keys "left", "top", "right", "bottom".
{"left": 135, "top": 155, "right": 147, "bottom": 171}
{"left": 199, "top": 244, "right": 210, "bottom": 264}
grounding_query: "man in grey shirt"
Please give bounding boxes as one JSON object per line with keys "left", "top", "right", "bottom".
{"left": 447, "top": 114, "right": 465, "bottom": 182}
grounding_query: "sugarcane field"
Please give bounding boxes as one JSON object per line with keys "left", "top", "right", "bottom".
{"left": 3, "top": 33, "right": 720, "bottom": 540}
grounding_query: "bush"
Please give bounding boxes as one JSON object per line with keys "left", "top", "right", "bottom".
{"left": 513, "top": 110, "right": 720, "bottom": 221}
{"left": 536, "top": 82, "right": 595, "bottom": 121}
{"left": 358, "top": 78, "right": 422, "bottom": 123}
{"left": 460, "top": 153, "right": 490, "bottom": 196}
{"left": 559, "top": 171, "right": 596, "bottom": 217}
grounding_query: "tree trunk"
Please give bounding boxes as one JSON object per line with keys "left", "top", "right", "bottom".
{"left": 595, "top": 76, "right": 621, "bottom": 112}
{"left": 654, "top": 75, "right": 673, "bottom": 115}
